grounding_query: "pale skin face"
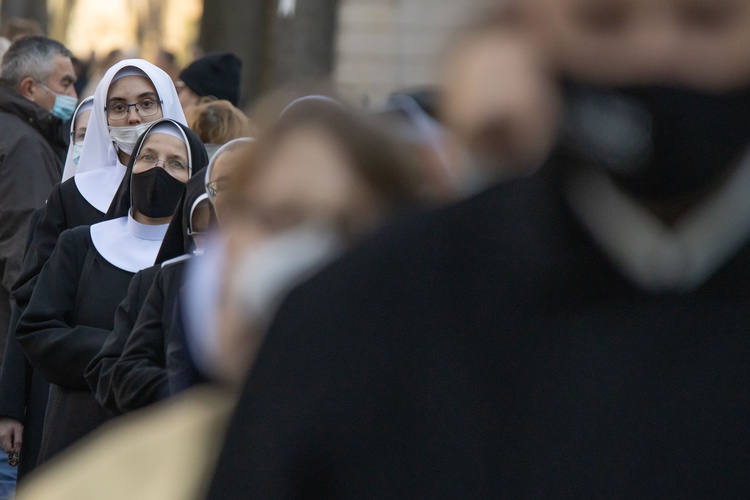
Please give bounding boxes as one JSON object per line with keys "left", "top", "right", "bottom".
{"left": 20, "top": 54, "right": 77, "bottom": 111}
{"left": 215, "top": 127, "right": 382, "bottom": 385}
{"left": 131, "top": 132, "right": 189, "bottom": 225}
{"left": 177, "top": 81, "right": 201, "bottom": 111}
{"left": 72, "top": 109, "right": 91, "bottom": 145}
{"left": 106, "top": 75, "right": 163, "bottom": 165}
{"left": 209, "top": 147, "right": 246, "bottom": 225}
{"left": 441, "top": 28, "right": 560, "bottom": 179}
{"left": 526, "top": 0, "right": 750, "bottom": 90}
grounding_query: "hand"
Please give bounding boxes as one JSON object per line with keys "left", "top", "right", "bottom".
{"left": 0, "top": 418, "right": 23, "bottom": 454}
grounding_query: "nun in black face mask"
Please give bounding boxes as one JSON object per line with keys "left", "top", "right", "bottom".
{"left": 86, "top": 171, "right": 215, "bottom": 414}
{"left": 16, "top": 119, "right": 207, "bottom": 464}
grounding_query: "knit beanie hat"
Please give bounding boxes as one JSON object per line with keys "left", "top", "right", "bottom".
{"left": 179, "top": 52, "right": 242, "bottom": 106}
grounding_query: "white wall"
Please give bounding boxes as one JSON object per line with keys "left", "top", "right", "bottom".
{"left": 334, "top": 0, "right": 489, "bottom": 107}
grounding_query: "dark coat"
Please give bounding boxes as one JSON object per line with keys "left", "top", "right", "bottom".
{"left": 207, "top": 169, "right": 750, "bottom": 498}
{"left": 0, "top": 84, "right": 67, "bottom": 365}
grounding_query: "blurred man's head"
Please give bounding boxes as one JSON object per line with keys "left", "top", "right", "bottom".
{"left": 1, "top": 36, "right": 76, "bottom": 112}
{"left": 522, "top": 0, "right": 750, "bottom": 207}
{"left": 527, "top": 0, "right": 750, "bottom": 91}
{"left": 177, "top": 53, "right": 242, "bottom": 110}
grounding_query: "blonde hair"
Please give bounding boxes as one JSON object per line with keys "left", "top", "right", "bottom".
{"left": 186, "top": 100, "right": 256, "bottom": 145}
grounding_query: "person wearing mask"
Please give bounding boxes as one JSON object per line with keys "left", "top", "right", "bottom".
{"left": 86, "top": 167, "right": 215, "bottom": 413}
{"left": 60, "top": 96, "right": 94, "bottom": 182}
{"left": 0, "top": 59, "right": 185, "bottom": 477}
{"left": 16, "top": 119, "right": 205, "bottom": 464}
{"left": 176, "top": 52, "right": 242, "bottom": 111}
{"left": 14, "top": 100, "right": 420, "bottom": 500}
{"left": 205, "top": 0, "right": 750, "bottom": 497}
{"left": 0, "top": 37, "right": 76, "bottom": 487}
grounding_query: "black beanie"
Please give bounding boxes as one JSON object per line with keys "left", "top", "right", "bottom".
{"left": 179, "top": 52, "right": 242, "bottom": 106}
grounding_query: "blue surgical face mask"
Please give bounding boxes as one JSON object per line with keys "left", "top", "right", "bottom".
{"left": 71, "top": 143, "right": 84, "bottom": 165}
{"left": 38, "top": 82, "right": 77, "bottom": 121}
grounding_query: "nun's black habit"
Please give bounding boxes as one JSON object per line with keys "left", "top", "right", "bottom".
{"left": 86, "top": 169, "right": 212, "bottom": 413}
{"left": 16, "top": 120, "right": 206, "bottom": 464}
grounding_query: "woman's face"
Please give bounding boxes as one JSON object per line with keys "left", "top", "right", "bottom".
{"left": 227, "top": 127, "right": 380, "bottom": 248}
{"left": 106, "top": 75, "right": 163, "bottom": 126}
{"left": 72, "top": 109, "right": 91, "bottom": 145}
{"left": 209, "top": 147, "right": 245, "bottom": 225}
{"left": 133, "top": 133, "right": 190, "bottom": 183}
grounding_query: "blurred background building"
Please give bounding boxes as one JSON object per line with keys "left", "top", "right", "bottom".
{"left": 1, "top": 0, "right": 489, "bottom": 106}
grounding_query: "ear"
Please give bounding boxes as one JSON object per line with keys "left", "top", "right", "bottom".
{"left": 18, "top": 76, "right": 36, "bottom": 100}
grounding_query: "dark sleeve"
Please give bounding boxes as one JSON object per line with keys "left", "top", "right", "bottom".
{"left": 0, "top": 135, "right": 58, "bottom": 295}
{"left": 166, "top": 297, "right": 208, "bottom": 395}
{"left": 85, "top": 270, "right": 147, "bottom": 414}
{"left": 11, "top": 183, "right": 68, "bottom": 311}
{"left": 17, "top": 228, "right": 111, "bottom": 390}
{"left": 108, "top": 270, "right": 170, "bottom": 412}
{"left": 0, "top": 208, "right": 47, "bottom": 421}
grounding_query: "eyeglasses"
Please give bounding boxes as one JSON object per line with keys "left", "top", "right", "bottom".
{"left": 105, "top": 99, "right": 163, "bottom": 121}
{"left": 206, "top": 179, "right": 229, "bottom": 198}
{"left": 136, "top": 154, "right": 188, "bottom": 171}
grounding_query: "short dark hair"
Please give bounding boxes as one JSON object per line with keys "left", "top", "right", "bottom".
{"left": 1, "top": 35, "right": 72, "bottom": 89}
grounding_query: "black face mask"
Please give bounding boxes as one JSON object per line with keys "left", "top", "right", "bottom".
{"left": 561, "top": 81, "right": 750, "bottom": 202}
{"left": 131, "top": 167, "right": 186, "bottom": 218}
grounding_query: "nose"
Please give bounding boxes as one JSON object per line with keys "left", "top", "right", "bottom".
{"left": 126, "top": 105, "right": 142, "bottom": 125}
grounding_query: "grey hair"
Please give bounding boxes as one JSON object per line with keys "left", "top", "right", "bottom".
{"left": 0, "top": 36, "right": 72, "bottom": 89}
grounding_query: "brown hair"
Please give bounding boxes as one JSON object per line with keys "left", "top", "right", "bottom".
{"left": 186, "top": 100, "right": 256, "bottom": 145}
{"left": 226, "top": 98, "right": 420, "bottom": 234}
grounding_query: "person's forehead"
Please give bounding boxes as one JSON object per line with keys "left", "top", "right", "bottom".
{"left": 142, "top": 133, "right": 187, "bottom": 153}
{"left": 211, "top": 148, "right": 244, "bottom": 180}
{"left": 107, "top": 76, "right": 157, "bottom": 100}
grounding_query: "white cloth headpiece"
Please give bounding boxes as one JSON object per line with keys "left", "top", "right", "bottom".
{"left": 60, "top": 96, "right": 94, "bottom": 182}
{"left": 75, "top": 59, "right": 187, "bottom": 177}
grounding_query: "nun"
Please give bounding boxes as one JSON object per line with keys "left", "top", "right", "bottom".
{"left": 60, "top": 96, "right": 94, "bottom": 182}
{"left": 16, "top": 119, "right": 206, "bottom": 464}
{"left": 86, "top": 168, "right": 214, "bottom": 413}
{"left": 12, "top": 59, "right": 185, "bottom": 315}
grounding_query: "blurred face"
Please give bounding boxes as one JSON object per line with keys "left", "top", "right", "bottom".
{"left": 209, "top": 148, "right": 244, "bottom": 225}
{"left": 442, "top": 29, "right": 560, "bottom": 178}
{"left": 177, "top": 81, "right": 201, "bottom": 110}
{"left": 132, "top": 133, "right": 190, "bottom": 182}
{"left": 106, "top": 75, "right": 163, "bottom": 126}
{"left": 226, "top": 127, "right": 380, "bottom": 252}
{"left": 529, "top": 0, "right": 750, "bottom": 90}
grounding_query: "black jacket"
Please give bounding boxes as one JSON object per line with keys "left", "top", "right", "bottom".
{"left": 0, "top": 84, "right": 67, "bottom": 365}
{"left": 208, "top": 169, "right": 750, "bottom": 498}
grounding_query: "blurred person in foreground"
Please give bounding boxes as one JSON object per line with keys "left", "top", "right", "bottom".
{"left": 16, "top": 98, "right": 420, "bottom": 500}
{"left": 204, "top": 0, "right": 750, "bottom": 497}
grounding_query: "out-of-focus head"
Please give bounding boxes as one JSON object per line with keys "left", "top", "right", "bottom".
{"left": 205, "top": 138, "right": 254, "bottom": 225}
{"left": 186, "top": 99, "right": 255, "bottom": 152}
{"left": 1, "top": 35, "right": 76, "bottom": 111}
{"left": 522, "top": 0, "right": 750, "bottom": 204}
{"left": 526, "top": 0, "right": 750, "bottom": 90}
{"left": 224, "top": 98, "right": 418, "bottom": 247}
{"left": 441, "top": 5, "right": 561, "bottom": 189}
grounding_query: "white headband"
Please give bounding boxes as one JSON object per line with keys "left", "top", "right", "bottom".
{"left": 112, "top": 66, "right": 149, "bottom": 82}
{"left": 146, "top": 122, "right": 187, "bottom": 142}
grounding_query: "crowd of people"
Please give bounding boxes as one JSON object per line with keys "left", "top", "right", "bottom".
{"left": 0, "top": 0, "right": 748, "bottom": 497}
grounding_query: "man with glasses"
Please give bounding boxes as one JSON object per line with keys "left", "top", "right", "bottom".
{"left": 0, "top": 35, "right": 75, "bottom": 498}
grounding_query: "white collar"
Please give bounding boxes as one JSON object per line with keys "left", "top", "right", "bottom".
{"left": 90, "top": 212, "right": 169, "bottom": 273}
{"left": 74, "top": 162, "right": 127, "bottom": 213}
{"left": 564, "top": 156, "right": 750, "bottom": 292}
